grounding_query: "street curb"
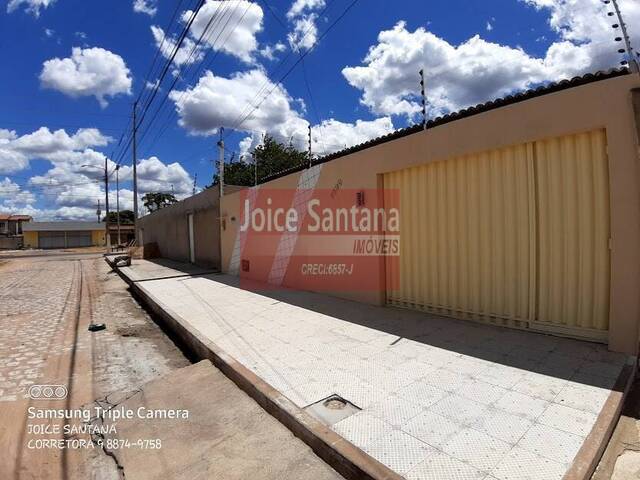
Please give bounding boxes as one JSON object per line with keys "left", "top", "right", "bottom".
{"left": 563, "top": 360, "right": 636, "bottom": 480}
{"left": 105, "top": 257, "right": 404, "bottom": 480}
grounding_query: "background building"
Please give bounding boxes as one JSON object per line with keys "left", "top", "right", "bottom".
{"left": 23, "top": 222, "right": 106, "bottom": 249}
{"left": 0, "top": 214, "right": 32, "bottom": 236}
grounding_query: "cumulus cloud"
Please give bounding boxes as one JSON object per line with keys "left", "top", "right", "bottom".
{"left": 136, "top": 157, "right": 194, "bottom": 196}
{"left": 183, "top": 0, "right": 264, "bottom": 63}
{"left": 7, "top": 0, "right": 55, "bottom": 16}
{"left": 0, "top": 178, "right": 36, "bottom": 207}
{"left": 0, "top": 126, "right": 196, "bottom": 220}
{"left": 311, "top": 117, "right": 394, "bottom": 155}
{"left": 0, "top": 127, "right": 111, "bottom": 175}
{"left": 0, "top": 130, "right": 28, "bottom": 174}
{"left": 287, "top": 0, "right": 325, "bottom": 19}
{"left": 133, "top": 0, "right": 157, "bottom": 16}
{"left": 286, "top": 0, "right": 324, "bottom": 51}
{"left": 170, "top": 69, "right": 306, "bottom": 139}
{"left": 343, "top": 0, "right": 640, "bottom": 120}
{"left": 11, "top": 127, "right": 111, "bottom": 156}
{"left": 170, "top": 69, "right": 394, "bottom": 155}
{"left": 288, "top": 15, "right": 319, "bottom": 52}
{"left": 149, "top": 1, "right": 264, "bottom": 70}
{"left": 23, "top": 152, "right": 191, "bottom": 220}
{"left": 150, "top": 25, "right": 205, "bottom": 69}
{"left": 259, "top": 42, "right": 286, "bottom": 61}
{"left": 40, "top": 47, "right": 133, "bottom": 107}
{"left": 523, "top": 0, "right": 639, "bottom": 63}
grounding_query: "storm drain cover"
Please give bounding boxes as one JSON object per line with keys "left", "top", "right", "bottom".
{"left": 304, "top": 394, "right": 360, "bottom": 426}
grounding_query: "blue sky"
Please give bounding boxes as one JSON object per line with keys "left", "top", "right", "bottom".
{"left": 0, "top": 0, "right": 637, "bottom": 220}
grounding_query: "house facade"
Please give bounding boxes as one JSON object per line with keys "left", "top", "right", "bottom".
{"left": 0, "top": 214, "right": 32, "bottom": 236}
{"left": 216, "top": 70, "right": 640, "bottom": 355}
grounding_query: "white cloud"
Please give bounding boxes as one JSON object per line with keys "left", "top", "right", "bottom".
{"left": 170, "top": 69, "right": 394, "bottom": 155}
{"left": 0, "top": 129, "right": 27, "bottom": 174}
{"left": 311, "top": 117, "right": 394, "bottom": 155}
{"left": 341, "top": 8, "right": 637, "bottom": 121}
{"left": 134, "top": 0, "right": 157, "bottom": 16}
{"left": 0, "top": 126, "right": 196, "bottom": 220}
{"left": 44, "top": 28, "right": 55, "bottom": 37}
{"left": 170, "top": 69, "right": 309, "bottom": 141}
{"left": 0, "top": 178, "right": 36, "bottom": 206}
{"left": 238, "top": 136, "right": 254, "bottom": 158}
{"left": 145, "top": 79, "right": 161, "bottom": 90}
{"left": 12, "top": 127, "right": 111, "bottom": 155}
{"left": 259, "top": 42, "right": 286, "bottom": 61}
{"left": 288, "top": 14, "right": 319, "bottom": 51}
{"left": 150, "top": 25, "right": 206, "bottom": 70}
{"left": 486, "top": 21, "right": 493, "bottom": 32}
{"left": 0, "top": 129, "right": 17, "bottom": 141}
{"left": 183, "top": 0, "right": 264, "bottom": 63}
{"left": 7, "top": 0, "right": 55, "bottom": 17}
{"left": 11, "top": 149, "right": 191, "bottom": 220}
{"left": 286, "top": 0, "right": 324, "bottom": 51}
{"left": 0, "top": 127, "right": 111, "bottom": 175}
{"left": 287, "top": 0, "right": 325, "bottom": 19}
{"left": 136, "top": 156, "right": 194, "bottom": 196}
{"left": 40, "top": 47, "right": 133, "bottom": 108}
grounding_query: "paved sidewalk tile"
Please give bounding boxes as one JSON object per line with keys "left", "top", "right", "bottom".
{"left": 363, "top": 429, "right": 435, "bottom": 475}
{"left": 441, "top": 427, "right": 512, "bottom": 472}
{"left": 121, "top": 262, "right": 630, "bottom": 480}
{"left": 406, "top": 452, "right": 485, "bottom": 480}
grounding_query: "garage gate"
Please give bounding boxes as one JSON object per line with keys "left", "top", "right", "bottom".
{"left": 384, "top": 129, "right": 610, "bottom": 341}
{"left": 38, "top": 231, "right": 93, "bottom": 249}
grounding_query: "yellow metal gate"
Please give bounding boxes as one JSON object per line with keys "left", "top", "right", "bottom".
{"left": 385, "top": 129, "right": 610, "bottom": 340}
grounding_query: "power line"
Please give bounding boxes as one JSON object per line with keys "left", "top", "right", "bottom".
{"left": 139, "top": 0, "right": 250, "bottom": 157}
{"left": 112, "top": 0, "right": 208, "bottom": 168}
{"left": 136, "top": 0, "right": 235, "bottom": 156}
{"left": 225, "top": 0, "right": 361, "bottom": 140}
{"left": 136, "top": 0, "right": 191, "bottom": 108}
{"left": 223, "top": 0, "right": 335, "bottom": 140}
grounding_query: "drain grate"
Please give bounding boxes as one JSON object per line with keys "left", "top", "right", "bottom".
{"left": 304, "top": 394, "right": 360, "bottom": 426}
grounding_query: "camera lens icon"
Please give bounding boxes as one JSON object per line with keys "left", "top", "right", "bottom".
{"left": 29, "top": 384, "right": 68, "bottom": 400}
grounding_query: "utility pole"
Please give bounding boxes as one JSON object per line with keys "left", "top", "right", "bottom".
{"left": 308, "top": 125, "right": 312, "bottom": 168}
{"left": 132, "top": 101, "right": 139, "bottom": 232}
{"left": 607, "top": 0, "right": 639, "bottom": 73}
{"left": 254, "top": 153, "right": 257, "bottom": 186}
{"left": 419, "top": 69, "right": 428, "bottom": 130}
{"left": 104, "top": 155, "right": 110, "bottom": 248}
{"left": 116, "top": 165, "right": 121, "bottom": 246}
{"left": 96, "top": 199, "right": 101, "bottom": 222}
{"left": 217, "top": 128, "right": 225, "bottom": 198}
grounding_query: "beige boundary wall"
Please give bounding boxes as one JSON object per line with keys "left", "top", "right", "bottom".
{"left": 220, "top": 73, "right": 640, "bottom": 355}
{"left": 138, "top": 185, "right": 243, "bottom": 269}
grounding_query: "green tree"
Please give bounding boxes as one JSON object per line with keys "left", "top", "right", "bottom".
{"left": 211, "top": 135, "right": 308, "bottom": 187}
{"left": 103, "top": 210, "right": 135, "bottom": 224}
{"left": 142, "top": 192, "right": 178, "bottom": 213}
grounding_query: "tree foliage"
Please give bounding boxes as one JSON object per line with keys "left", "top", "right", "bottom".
{"left": 103, "top": 210, "right": 135, "bottom": 224}
{"left": 211, "top": 135, "right": 308, "bottom": 187}
{"left": 142, "top": 192, "right": 178, "bottom": 213}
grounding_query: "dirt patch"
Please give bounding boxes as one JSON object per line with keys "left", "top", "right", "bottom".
{"left": 113, "top": 324, "right": 157, "bottom": 338}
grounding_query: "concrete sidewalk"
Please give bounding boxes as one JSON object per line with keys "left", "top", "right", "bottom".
{"left": 116, "top": 259, "right": 634, "bottom": 480}
{"left": 79, "top": 360, "right": 343, "bottom": 480}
